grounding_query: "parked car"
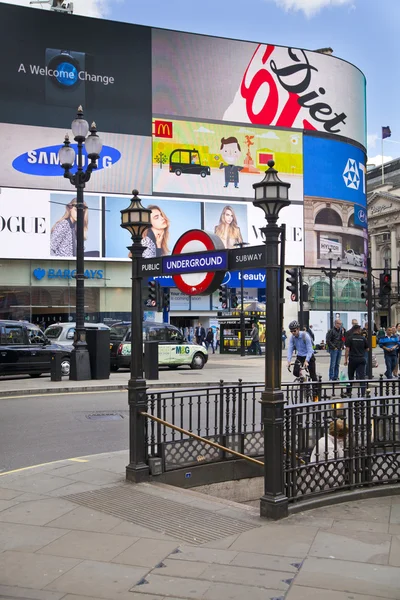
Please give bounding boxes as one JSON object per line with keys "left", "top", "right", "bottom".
{"left": 109, "top": 321, "right": 208, "bottom": 371}
{"left": 44, "top": 322, "right": 110, "bottom": 347}
{"left": 344, "top": 249, "right": 364, "bottom": 267}
{"left": 0, "top": 320, "right": 72, "bottom": 377}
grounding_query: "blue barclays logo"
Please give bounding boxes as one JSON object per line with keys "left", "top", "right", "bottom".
{"left": 33, "top": 268, "right": 104, "bottom": 280}
{"left": 12, "top": 144, "right": 121, "bottom": 177}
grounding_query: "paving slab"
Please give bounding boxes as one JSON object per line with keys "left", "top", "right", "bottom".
{"left": 0, "top": 584, "right": 65, "bottom": 599}
{"left": 0, "top": 521, "right": 69, "bottom": 553}
{"left": 330, "top": 518, "right": 389, "bottom": 533}
{"left": 0, "top": 550, "right": 81, "bottom": 590}
{"left": 309, "top": 529, "right": 392, "bottom": 564}
{"left": 197, "top": 562, "right": 293, "bottom": 590}
{"left": 152, "top": 558, "right": 210, "bottom": 578}
{"left": 0, "top": 498, "right": 76, "bottom": 526}
{"left": 286, "top": 586, "right": 392, "bottom": 600}
{"left": 37, "top": 529, "right": 137, "bottom": 561}
{"left": 109, "top": 520, "right": 179, "bottom": 541}
{"left": 294, "top": 556, "right": 400, "bottom": 599}
{"left": 390, "top": 535, "right": 400, "bottom": 567}
{"left": 230, "top": 551, "right": 303, "bottom": 573}
{"left": 111, "top": 538, "right": 179, "bottom": 567}
{"left": 202, "top": 581, "right": 285, "bottom": 600}
{"left": 0, "top": 473, "right": 72, "bottom": 494}
{"left": 391, "top": 503, "right": 400, "bottom": 524}
{"left": 130, "top": 574, "right": 212, "bottom": 599}
{"left": 167, "top": 545, "right": 237, "bottom": 565}
{"left": 45, "top": 559, "right": 148, "bottom": 598}
{"left": 230, "top": 524, "right": 318, "bottom": 557}
{"left": 45, "top": 505, "right": 123, "bottom": 532}
{"left": 0, "top": 488, "right": 22, "bottom": 500}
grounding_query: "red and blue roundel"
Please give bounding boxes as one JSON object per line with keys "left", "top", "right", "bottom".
{"left": 171, "top": 230, "right": 226, "bottom": 295}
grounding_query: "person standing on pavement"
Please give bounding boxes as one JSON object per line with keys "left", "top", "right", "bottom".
{"left": 282, "top": 327, "right": 287, "bottom": 349}
{"left": 345, "top": 319, "right": 358, "bottom": 345}
{"left": 249, "top": 322, "right": 262, "bottom": 355}
{"left": 344, "top": 324, "right": 368, "bottom": 395}
{"left": 195, "top": 322, "right": 206, "bottom": 346}
{"left": 326, "top": 318, "right": 345, "bottom": 380}
{"left": 286, "top": 320, "right": 318, "bottom": 400}
{"left": 215, "top": 328, "right": 220, "bottom": 352}
{"left": 205, "top": 328, "right": 215, "bottom": 353}
{"left": 379, "top": 326, "right": 399, "bottom": 379}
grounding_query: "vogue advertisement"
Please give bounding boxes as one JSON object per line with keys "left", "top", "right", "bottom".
{"left": 152, "top": 119, "right": 303, "bottom": 200}
{"left": 50, "top": 193, "right": 101, "bottom": 258}
{"left": 152, "top": 29, "right": 366, "bottom": 147}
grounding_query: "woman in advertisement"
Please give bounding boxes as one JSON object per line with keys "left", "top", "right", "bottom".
{"left": 214, "top": 205, "right": 243, "bottom": 249}
{"left": 50, "top": 198, "right": 88, "bottom": 257}
{"left": 141, "top": 204, "right": 170, "bottom": 258}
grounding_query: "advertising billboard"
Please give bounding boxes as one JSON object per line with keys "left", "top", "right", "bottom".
{"left": 303, "top": 136, "right": 368, "bottom": 271}
{"left": 152, "top": 119, "right": 303, "bottom": 201}
{"left": 0, "top": 188, "right": 304, "bottom": 266}
{"left": 0, "top": 3, "right": 152, "bottom": 136}
{"left": 0, "top": 123, "right": 152, "bottom": 195}
{"left": 152, "top": 30, "right": 366, "bottom": 147}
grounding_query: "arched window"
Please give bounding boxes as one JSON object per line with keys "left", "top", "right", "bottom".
{"left": 310, "top": 281, "right": 331, "bottom": 299}
{"left": 341, "top": 281, "right": 358, "bottom": 299}
{"left": 347, "top": 214, "right": 362, "bottom": 228}
{"left": 315, "top": 208, "right": 343, "bottom": 227}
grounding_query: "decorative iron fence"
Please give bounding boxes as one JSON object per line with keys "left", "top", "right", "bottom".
{"left": 146, "top": 377, "right": 400, "bottom": 483}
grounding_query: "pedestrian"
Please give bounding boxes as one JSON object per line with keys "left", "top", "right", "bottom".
{"left": 286, "top": 320, "right": 319, "bottom": 401}
{"left": 344, "top": 319, "right": 358, "bottom": 345}
{"left": 310, "top": 418, "right": 348, "bottom": 463}
{"left": 344, "top": 324, "right": 368, "bottom": 395}
{"left": 307, "top": 324, "right": 315, "bottom": 344}
{"left": 379, "top": 326, "right": 399, "bottom": 379}
{"left": 361, "top": 322, "right": 370, "bottom": 373}
{"left": 195, "top": 322, "right": 206, "bottom": 346}
{"left": 215, "top": 327, "right": 220, "bottom": 352}
{"left": 281, "top": 327, "right": 287, "bottom": 349}
{"left": 205, "top": 328, "right": 215, "bottom": 353}
{"left": 326, "top": 318, "right": 345, "bottom": 380}
{"left": 377, "top": 326, "right": 386, "bottom": 341}
{"left": 249, "top": 321, "right": 262, "bottom": 355}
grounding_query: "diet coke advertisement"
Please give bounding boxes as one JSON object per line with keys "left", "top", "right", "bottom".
{"left": 152, "top": 30, "right": 366, "bottom": 147}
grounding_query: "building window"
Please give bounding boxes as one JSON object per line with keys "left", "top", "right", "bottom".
{"left": 315, "top": 208, "right": 343, "bottom": 227}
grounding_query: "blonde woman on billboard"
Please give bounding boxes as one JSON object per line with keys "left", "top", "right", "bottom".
{"left": 50, "top": 198, "right": 88, "bottom": 257}
{"left": 214, "top": 205, "right": 243, "bottom": 249}
{"left": 128, "top": 204, "right": 170, "bottom": 259}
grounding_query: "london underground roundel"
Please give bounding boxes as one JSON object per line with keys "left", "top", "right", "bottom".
{"left": 171, "top": 230, "right": 226, "bottom": 296}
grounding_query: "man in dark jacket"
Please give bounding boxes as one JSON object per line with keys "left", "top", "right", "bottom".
{"left": 326, "top": 318, "right": 345, "bottom": 380}
{"left": 345, "top": 324, "right": 368, "bottom": 394}
{"left": 195, "top": 322, "right": 206, "bottom": 346}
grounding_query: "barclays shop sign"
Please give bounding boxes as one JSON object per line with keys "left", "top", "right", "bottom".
{"left": 13, "top": 144, "right": 121, "bottom": 177}
{"left": 33, "top": 267, "right": 104, "bottom": 281}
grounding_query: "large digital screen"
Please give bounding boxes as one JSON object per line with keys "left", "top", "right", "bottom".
{"left": 152, "top": 30, "right": 367, "bottom": 147}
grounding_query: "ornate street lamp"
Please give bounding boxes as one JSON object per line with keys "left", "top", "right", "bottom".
{"left": 59, "top": 106, "right": 103, "bottom": 381}
{"left": 252, "top": 160, "right": 291, "bottom": 520}
{"left": 322, "top": 248, "right": 342, "bottom": 330}
{"left": 120, "top": 190, "right": 152, "bottom": 482}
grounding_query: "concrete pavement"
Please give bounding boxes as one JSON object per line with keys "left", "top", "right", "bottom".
{"left": 0, "top": 450, "right": 399, "bottom": 599}
{"left": 0, "top": 349, "right": 385, "bottom": 398}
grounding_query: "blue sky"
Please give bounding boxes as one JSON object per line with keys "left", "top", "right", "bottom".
{"left": 4, "top": 0, "right": 399, "bottom": 165}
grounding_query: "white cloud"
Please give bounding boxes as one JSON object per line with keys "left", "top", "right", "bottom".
{"left": 237, "top": 127, "right": 255, "bottom": 134}
{"left": 265, "top": 0, "right": 354, "bottom": 18}
{"left": 367, "top": 154, "right": 394, "bottom": 167}
{"left": 367, "top": 133, "right": 378, "bottom": 149}
{"left": 0, "top": 0, "right": 117, "bottom": 18}
{"left": 256, "top": 131, "right": 280, "bottom": 139}
{"left": 194, "top": 126, "right": 214, "bottom": 134}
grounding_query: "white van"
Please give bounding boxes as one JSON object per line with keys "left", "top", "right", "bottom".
{"left": 44, "top": 322, "right": 110, "bottom": 347}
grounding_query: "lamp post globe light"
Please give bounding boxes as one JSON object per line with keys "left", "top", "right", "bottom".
{"left": 59, "top": 106, "right": 103, "bottom": 381}
{"left": 252, "top": 160, "right": 291, "bottom": 520}
{"left": 120, "top": 190, "right": 152, "bottom": 483}
{"left": 321, "top": 248, "right": 342, "bottom": 330}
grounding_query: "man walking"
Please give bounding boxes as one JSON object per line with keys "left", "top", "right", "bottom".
{"left": 326, "top": 318, "right": 345, "bottom": 380}
{"left": 379, "top": 326, "right": 399, "bottom": 379}
{"left": 249, "top": 322, "right": 262, "bottom": 355}
{"left": 195, "top": 322, "right": 206, "bottom": 346}
{"left": 286, "top": 320, "right": 318, "bottom": 401}
{"left": 344, "top": 324, "right": 368, "bottom": 395}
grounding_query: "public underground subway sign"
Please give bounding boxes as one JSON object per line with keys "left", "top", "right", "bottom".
{"left": 12, "top": 143, "right": 121, "bottom": 177}
{"left": 169, "top": 230, "right": 227, "bottom": 295}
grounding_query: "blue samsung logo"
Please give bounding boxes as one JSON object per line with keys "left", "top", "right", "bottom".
{"left": 12, "top": 144, "right": 121, "bottom": 177}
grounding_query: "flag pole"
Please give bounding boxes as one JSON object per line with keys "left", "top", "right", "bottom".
{"left": 381, "top": 135, "right": 384, "bottom": 184}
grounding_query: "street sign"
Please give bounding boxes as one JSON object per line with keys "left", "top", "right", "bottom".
{"left": 172, "top": 230, "right": 226, "bottom": 295}
{"left": 139, "top": 257, "right": 162, "bottom": 277}
{"left": 228, "top": 245, "right": 266, "bottom": 270}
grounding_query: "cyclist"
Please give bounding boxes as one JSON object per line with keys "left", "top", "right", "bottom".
{"left": 286, "top": 320, "right": 319, "bottom": 401}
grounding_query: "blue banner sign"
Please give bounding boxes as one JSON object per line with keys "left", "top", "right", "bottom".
{"left": 162, "top": 250, "right": 227, "bottom": 275}
{"left": 353, "top": 204, "right": 368, "bottom": 228}
{"left": 304, "top": 136, "right": 367, "bottom": 206}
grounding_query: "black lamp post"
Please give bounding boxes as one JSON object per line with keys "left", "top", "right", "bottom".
{"left": 59, "top": 105, "right": 103, "bottom": 381}
{"left": 322, "top": 248, "right": 341, "bottom": 330}
{"left": 120, "top": 190, "right": 152, "bottom": 483}
{"left": 253, "top": 160, "right": 291, "bottom": 520}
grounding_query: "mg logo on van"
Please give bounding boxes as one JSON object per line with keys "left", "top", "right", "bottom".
{"left": 12, "top": 143, "right": 121, "bottom": 176}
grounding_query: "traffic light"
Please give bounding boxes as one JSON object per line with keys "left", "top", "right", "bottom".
{"left": 380, "top": 272, "right": 391, "bottom": 296}
{"left": 219, "top": 285, "right": 228, "bottom": 309}
{"left": 147, "top": 281, "right": 158, "bottom": 307}
{"left": 231, "top": 291, "right": 239, "bottom": 309}
{"left": 286, "top": 268, "right": 299, "bottom": 301}
{"left": 302, "top": 283, "right": 309, "bottom": 302}
{"left": 162, "top": 288, "right": 170, "bottom": 311}
{"left": 360, "top": 277, "right": 367, "bottom": 300}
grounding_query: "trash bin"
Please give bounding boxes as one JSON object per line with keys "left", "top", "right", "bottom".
{"left": 86, "top": 329, "right": 110, "bottom": 380}
{"left": 50, "top": 353, "right": 62, "bottom": 381}
{"left": 144, "top": 341, "right": 159, "bottom": 380}
{"left": 372, "top": 334, "right": 377, "bottom": 349}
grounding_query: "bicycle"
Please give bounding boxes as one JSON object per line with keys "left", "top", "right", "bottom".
{"left": 288, "top": 359, "right": 316, "bottom": 403}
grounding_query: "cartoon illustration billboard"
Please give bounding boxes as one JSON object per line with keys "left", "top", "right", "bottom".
{"left": 152, "top": 118, "right": 303, "bottom": 201}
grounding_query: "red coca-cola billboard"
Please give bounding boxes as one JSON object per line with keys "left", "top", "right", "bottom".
{"left": 152, "top": 30, "right": 366, "bottom": 148}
